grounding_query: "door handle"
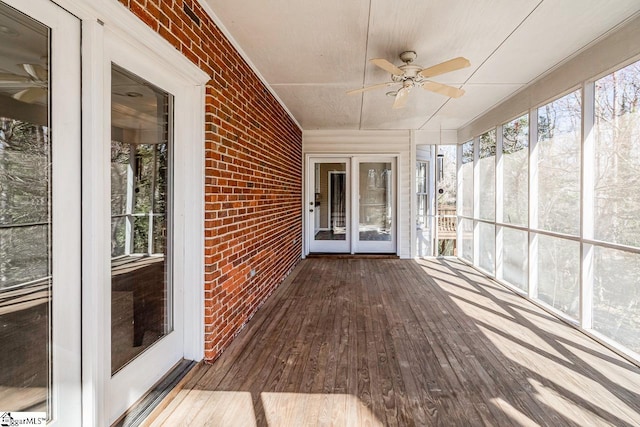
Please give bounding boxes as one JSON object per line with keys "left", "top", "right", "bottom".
{"left": 309, "top": 209, "right": 314, "bottom": 212}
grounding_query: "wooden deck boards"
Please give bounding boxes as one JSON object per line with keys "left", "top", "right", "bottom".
{"left": 147, "top": 258, "right": 640, "bottom": 426}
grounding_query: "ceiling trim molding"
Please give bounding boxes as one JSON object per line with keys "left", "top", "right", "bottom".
{"left": 195, "top": 0, "right": 302, "bottom": 131}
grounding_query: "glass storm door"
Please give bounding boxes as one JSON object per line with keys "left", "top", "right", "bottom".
{"left": 308, "top": 158, "right": 350, "bottom": 253}
{"left": 0, "top": 0, "right": 81, "bottom": 424}
{"left": 355, "top": 158, "right": 396, "bottom": 253}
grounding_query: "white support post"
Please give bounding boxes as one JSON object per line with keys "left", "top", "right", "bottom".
{"left": 581, "top": 81, "right": 596, "bottom": 329}
{"left": 410, "top": 130, "right": 417, "bottom": 258}
{"left": 528, "top": 107, "right": 539, "bottom": 299}
{"left": 495, "top": 125, "right": 504, "bottom": 280}
{"left": 473, "top": 136, "right": 480, "bottom": 266}
{"left": 456, "top": 144, "right": 463, "bottom": 258}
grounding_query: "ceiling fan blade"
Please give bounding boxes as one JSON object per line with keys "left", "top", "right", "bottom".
{"left": 21, "top": 63, "right": 48, "bottom": 81}
{"left": 13, "top": 87, "right": 47, "bottom": 104}
{"left": 0, "top": 73, "right": 31, "bottom": 84}
{"left": 421, "top": 81, "right": 465, "bottom": 98}
{"left": 346, "top": 81, "right": 395, "bottom": 95}
{"left": 392, "top": 87, "right": 410, "bottom": 109}
{"left": 370, "top": 58, "right": 404, "bottom": 76}
{"left": 418, "top": 57, "right": 470, "bottom": 78}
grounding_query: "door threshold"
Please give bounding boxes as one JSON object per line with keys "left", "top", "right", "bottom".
{"left": 306, "top": 253, "right": 399, "bottom": 259}
{"left": 111, "top": 359, "right": 199, "bottom": 427}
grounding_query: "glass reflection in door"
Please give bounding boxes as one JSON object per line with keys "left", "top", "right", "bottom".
{"left": 110, "top": 65, "right": 172, "bottom": 374}
{"left": 358, "top": 162, "right": 392, "bottom": 241}
{"left": 0, "top": 3, "right": 50, "bottom": 414}
{"left": 313, "top": 162, "right": 346, "bottom": 241}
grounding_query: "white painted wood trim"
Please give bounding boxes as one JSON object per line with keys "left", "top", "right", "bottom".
{"left": 49, "top": 5, "right": 82, "bottom": 426}
{"left": 472, "top": 137, "right": 480, "bottom": 266}
{"left": 80, "top": 17, "right": 109, "bottom": 427}
{"left": 528, "top": 108, "right": 538, "bottom": 300}
{"left": 495, "top": 126, "right": 504, "bottom": 280}
{"left": 580, "top": 81, "right": 596, "bottom": 330}
{"left": 183, "top": 82, "right": 206, "bottom": 362}
{"left": 456, "top": 144, "right": 463, "bottom": 257}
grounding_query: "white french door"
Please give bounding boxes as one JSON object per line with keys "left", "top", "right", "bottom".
{"left": 0, "top": 0, "right": 81, "bottom": 424}
{"left": 354, "top": 157, "right": 396, "bottom": 253}
{"left": 307, "top": 158, "right": 351, "bottom": 253}
{"left": 104, "top": 29, "right": 186, "bottom": 423}
{"left": 306, "top": 156, "right": 397, "bottom": 255}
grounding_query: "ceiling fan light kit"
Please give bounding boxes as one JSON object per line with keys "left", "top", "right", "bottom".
{"left": 348, "top": 51, "right": 470, "bottom": 108}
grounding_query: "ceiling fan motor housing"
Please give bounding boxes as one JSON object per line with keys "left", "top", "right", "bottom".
{"left": 399, "top": 50, "right": 417, "bottom": 63}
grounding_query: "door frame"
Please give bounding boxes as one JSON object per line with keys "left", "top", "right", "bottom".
{"left": 75, "top": 1, "right": 208, "bottom": 425}
{"left": 304, "top": 154, "right": 398, "bottom": 256}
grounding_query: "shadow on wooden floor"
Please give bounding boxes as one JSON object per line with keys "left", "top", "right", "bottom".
{"left": 147, "top": 258, "right": 640, "bottom": 426}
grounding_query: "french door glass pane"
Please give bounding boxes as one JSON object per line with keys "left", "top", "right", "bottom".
{"left": 313, "top": 162, "right": 346, "bottom": 241}
{"left": 111, "top": 65, "right": 172, "bottom": 374}
{"left": 359, "top": 162, "right": 392, "bottom": 241}
{"left": 0, "top": 3, "right": 50, "bottom": 414}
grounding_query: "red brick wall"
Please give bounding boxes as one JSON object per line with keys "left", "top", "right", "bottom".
{"left": 119, "top": 0, "right": 303, "bottom": 361}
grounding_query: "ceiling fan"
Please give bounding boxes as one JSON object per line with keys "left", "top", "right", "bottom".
{"left": 0, "top": 63, "right": 48, "bottom": 104}
{"left": 347, "top": 51, "right": 470, "bottom": 109}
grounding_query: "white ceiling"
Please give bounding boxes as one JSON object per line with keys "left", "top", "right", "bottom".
{"left": 204, "top": 0, "right": 639, "bottom": 132}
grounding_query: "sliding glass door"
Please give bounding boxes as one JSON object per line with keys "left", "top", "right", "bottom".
{"left": 0, "top": 0, "right": 81, "bottom": 424}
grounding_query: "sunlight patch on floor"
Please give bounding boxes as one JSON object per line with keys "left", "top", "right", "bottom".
{"left": 491, "top": 397, "right": 538, "bottom": 426}
{"left": 261, "top": 392, "right": 382, "bottom": 427}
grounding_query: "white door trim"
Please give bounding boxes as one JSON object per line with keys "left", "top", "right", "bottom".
{"left": 76, "top": 2, "right": 208, "bottom": 425}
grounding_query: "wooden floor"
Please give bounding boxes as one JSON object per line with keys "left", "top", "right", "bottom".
{"left": 147, "top": 258, "right": 640, "bottom": 426}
